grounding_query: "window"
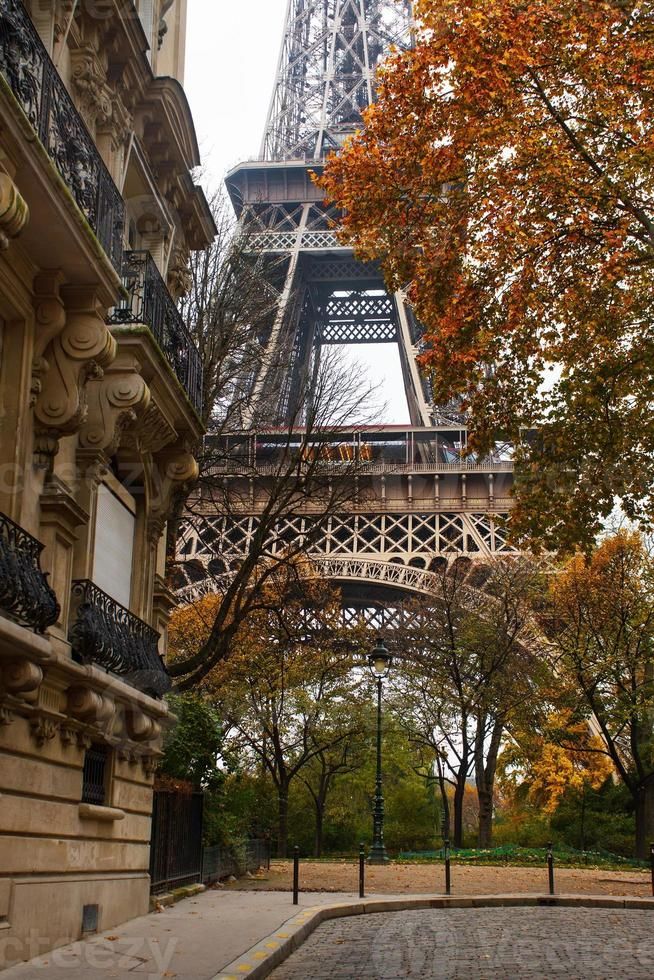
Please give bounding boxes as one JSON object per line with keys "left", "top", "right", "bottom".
{"left": 82, "top": 744, "right": 108, "bottom": 806}
{"left": 92, "top": 483, "right": 135, "bottom": 608}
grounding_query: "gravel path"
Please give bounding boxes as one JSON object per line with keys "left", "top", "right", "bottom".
{"left": 230, "top": 860, "right": 651, "bottom": 897}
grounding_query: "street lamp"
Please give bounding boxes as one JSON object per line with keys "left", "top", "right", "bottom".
{"left": 367, "top": 638, "right": 392, "bottom": 864}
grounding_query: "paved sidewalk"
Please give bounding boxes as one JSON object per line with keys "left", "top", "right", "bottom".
{"left": 0, "top": 890, "right": 360, "bottom": 980}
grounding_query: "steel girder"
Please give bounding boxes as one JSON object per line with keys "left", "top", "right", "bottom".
{"left": 261, "top": 0, "right": 412, "bottom": 162}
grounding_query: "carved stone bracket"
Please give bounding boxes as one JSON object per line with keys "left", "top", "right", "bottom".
{"left": 0, "top": 172, "right": 29, "bottom": 249}
{"left": 125, "top": 708, "right": 161, "bottom": 743}
{"left": 70, "top": 43, "right": 113, "bottom": 131}
{"left": 33, "top": 286, "right": 117, "bottom": 467}
{"left": 80, "top": 352, "right": 151, "bottom": 456}
{"left": 67, "top": 685, "right": 116, "bottom": 734}
{"left": 148, "top": 449, "right": 199, "bottom": 545}
{"left": 1, "top": 659, "right": 44, "bottom": 703}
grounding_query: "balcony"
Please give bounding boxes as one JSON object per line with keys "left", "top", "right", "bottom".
{"left": 0, "top": 512, "right": 59, "bottom": 634}
{"left": 69, "top": 579, "right": 171, "bottom": 699}
{"left": 0, "top": 0, "right": 125, "bottom": 272}
{"left": 109, "top": 250, "right": 203, "bottom": 415}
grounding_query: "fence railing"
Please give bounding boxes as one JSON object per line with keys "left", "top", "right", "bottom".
{"left": 202, "top": 839, "right": 271, "bottom": 885}
{"left": 0, "top": 0, "right": 125, "bottom": 271}
{"left": 69, "top": 579, "right": 171, "bottom": 698}
{"left": 0, "top": 511, "right": 59, "bottom": 633}
{"left": 109, "top": 250, "right": 203, "bottom": 415}
{"left": 149, "top": 790, "right": 205, "bottom": 895}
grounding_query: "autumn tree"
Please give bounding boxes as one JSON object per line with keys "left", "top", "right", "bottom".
{"left": 320, "top": 0, "right": 654, "bottom": 552}
{"left": 544, "top": 531, "right": 654, "bottom": 858}
{"left": 499, "top": 711, "right": 614, "bottom": 817}
{"left": 394, "top": 556, "right": 545, "bottom": 846}
{"left": 206, "top": 598, "right": 368, "bottom": 857}
{"left": 168, "top": 346, "right": 381, "bottom": 690}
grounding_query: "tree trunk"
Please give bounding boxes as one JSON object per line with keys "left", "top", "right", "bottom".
{"left": 477, "top": 788, "right": 493, "bottom": 848}
{"left": 475, "top": 715, "right": 503, "bottom": 849}
{"left": 277, "top": 785, "right": 289, "bottom": 858}
{"left": 314, "top": 805, "right": 324, "bottom": 858}
{"left": 634, "top": 775, "right": 654, "bottom": 860}
{"left": 453, "top": 775, "right": 466, "bottom": 848}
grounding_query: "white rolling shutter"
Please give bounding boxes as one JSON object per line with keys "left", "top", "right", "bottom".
{"left": 92, "top": 484, "right": 135, "bottom": 608}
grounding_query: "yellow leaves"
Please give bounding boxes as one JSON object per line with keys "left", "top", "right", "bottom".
{"left": 168, "top": 594, "right": 222, "bottom": 664}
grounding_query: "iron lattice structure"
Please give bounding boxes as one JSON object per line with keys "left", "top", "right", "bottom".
{"left": 261, "top": 0, "right": 412, "bottom": 162}
{"left": 178, "top": 1, "right": 516, "bottom": 608}
{"left": 225, "top": 0, "right": 431, "bottom": 425}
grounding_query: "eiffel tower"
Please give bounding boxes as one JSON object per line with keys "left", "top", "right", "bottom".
{"left": 178, "top": 0, "right": 516, "bottom": 623}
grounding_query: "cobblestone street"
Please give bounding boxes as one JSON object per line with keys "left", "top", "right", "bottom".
{"left": 269, "top": 908, "right": 654, "bottom": 979}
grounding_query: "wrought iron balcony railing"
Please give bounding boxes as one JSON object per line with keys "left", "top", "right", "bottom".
{"left": 0, "top": 0, "right": 125, "bottom": 272}
{"left": 70, "top": 579, "right": 171, "bottom": 699}
{"left": 0, "top": 512, "right": 59, "bottom": 633}
{"left": 109, "top": 250, "right": 203, "bottom": 415}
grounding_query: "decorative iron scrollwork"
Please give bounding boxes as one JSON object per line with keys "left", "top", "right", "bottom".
{"left": 109, "top": 250, "right": 203, "bottom": 414}
{"left": 0, "top": 0, "right": 125, "bottom": 271}
{"left": 69, "top": 579, "right": 171, "bottom": 699}
{"left": 0, "top": 512, "right": 59, "bottom": 633}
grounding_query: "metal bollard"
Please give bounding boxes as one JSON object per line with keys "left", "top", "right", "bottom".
{"left": 293, "top": 846, "right": 300, "bottom": 905}
{"left": 547, "top": 842, "right": 555, "bottom": 896}
{"left": 444, "top": 838, "right": 451, "bottom": 895}
{"left": 359, "top": 843, "right": 365, "bottom": 899}
{"left": 650, "top": 842, "right": 654, "bottom": 897}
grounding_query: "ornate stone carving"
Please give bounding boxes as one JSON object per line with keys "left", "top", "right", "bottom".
{"left": 32, "top": 273, "right": 67, "bottom": 409}
{"left": 77, "top": 730, "right": 93, "bottom": 750}
{"left": 0, "top": 173, "right": 29, "bottom": 249}
{"left": 70, "top": 43, "right": 112, "bottom": 131}
{"left": 60, "top": 724, "right": 80, "bottom": 746}
{"left": 116, "top": 745, "right": 138, "bottom": 765}
{"left": 33, "top": 287, "right": 117, "bottom": 467}
{"left": 0, "top": 705, "right": 14, "bottom": 726}
{"left": 79, "top": 354, "right": 150, "bottom": 456}
{"left": 148, "top": 449, "right": 199, "bottom": 544}
{"left": 142, "top": 753, "right": 161, "bottom": 777}
{"left": 30, "top": 715, "right": 59, "bottom": 746}
{"left": 167, "top": 245, "right": 192, "bottom": 299}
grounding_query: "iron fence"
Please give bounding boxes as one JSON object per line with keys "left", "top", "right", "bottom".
{"left": 201, "top": 839, "right": 271, "bottom": 885}
{"left": 149, "top": 790, "right": 204, "bottom": 895}
{"left": 69, "top": 579, "right": 171, "bottom": 698}
{"left": 0, "top": 511, "right": 59, "bottom": 633}
{"left": 0, "top": 0, "right": 125, "bottom": 271}
{"left": 109, "top": 250, "right": 203, "bottom": 415}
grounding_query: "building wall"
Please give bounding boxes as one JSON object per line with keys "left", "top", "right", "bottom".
{"left": 0, "top": 0, "right": 214, "bottom": 967}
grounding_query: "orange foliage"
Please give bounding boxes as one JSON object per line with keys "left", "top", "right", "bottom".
{"left": 320, "top": 0, "right": 654, "bottom": 552}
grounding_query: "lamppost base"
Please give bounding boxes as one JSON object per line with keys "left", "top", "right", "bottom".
{"left": 367, "top": 847, "right": 390, "bottom": 865}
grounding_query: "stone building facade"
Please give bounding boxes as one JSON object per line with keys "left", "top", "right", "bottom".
{"left": 0, "top": 0, "right": 214, "bottom": 966}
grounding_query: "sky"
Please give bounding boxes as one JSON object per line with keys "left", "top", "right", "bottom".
{"left": 184, "top": 0, "right": 410, "bottom": 424}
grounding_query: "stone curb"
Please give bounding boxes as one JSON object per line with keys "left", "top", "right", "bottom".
{"left": 211, "top": 893, "right": 654, "bottom": 980}
{"left": 149, "top": 882, "right": 206, "bottom": 911}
